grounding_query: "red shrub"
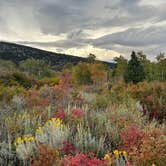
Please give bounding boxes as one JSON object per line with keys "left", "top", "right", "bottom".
{"left": 120, "top": 124, "right": 145, "bottom": 151}
{"left": 61, "top": 153, "right": 107, "bottom": 166}
{"left": 56, "top": 108, "right": 67, "bottom": 120}
{"left": 71, "top": 108, "right": 84, "bottom": 119}
{"left": 121, "top": 124, "right": 166, "bottom": 165}
{"left": 61, "top": 141, "right": 77, "bottom": 155}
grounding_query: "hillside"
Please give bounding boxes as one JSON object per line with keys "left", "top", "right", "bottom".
{"left": 0, "top": 41, "right": 115, "bottom": 70}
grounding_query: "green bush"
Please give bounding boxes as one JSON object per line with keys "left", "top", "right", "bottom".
{"left": 0, "top": 72, "right": 39, "bottom": 88}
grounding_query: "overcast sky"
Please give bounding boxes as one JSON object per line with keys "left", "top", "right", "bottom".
{"left": 0, "top": 0, "right": 166, "bottom": 61}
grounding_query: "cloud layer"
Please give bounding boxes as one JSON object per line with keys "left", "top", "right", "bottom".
{"left": 0, "top": 0, "right": 166, "bottom": 61}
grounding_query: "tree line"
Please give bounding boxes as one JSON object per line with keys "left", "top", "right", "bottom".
{"left": 0, "top": 51, "right": 166, "bottom": 87}
{"left": 112, "top": 51, "right": 166, "bottom": 83}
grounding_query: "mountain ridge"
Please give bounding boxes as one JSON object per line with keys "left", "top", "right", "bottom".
{"left": 0, "top": 41, "right": 115, "bottom": 70}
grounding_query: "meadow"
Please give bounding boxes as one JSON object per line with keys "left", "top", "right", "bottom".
{"left": 0, "top": 53, "right": 165, "bottom": 166}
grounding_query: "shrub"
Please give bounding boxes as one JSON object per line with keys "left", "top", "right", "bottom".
{"left": 126, "top": 81, "right": 166, "bottom": 122}
{"left": 0, "top": 85, "right": 25, "bottom": 102}
{"left": 15, "top": 118, "right": 70, "bottom": 160}
{"left": 120, "top": 123, "right": 166, "bottom": 165}
{"left": 120, "top": 124, "right": 145, "bottom": 151}
{"left": 94, "top": 94, "right": 109, "bottom": 109}
{"left": 71, "top": 108, "right": 84, "bottom": 119}
{"left": 39, "top": 77, "right": 60, "bottom": 86}
{"left": 60, "top": 153, "right": 107, "bottom": 166}
{"left": 72, "top": 63, "right": 92, "bottom": 85}
{"left": 31, "top": 144, "right": 59, "bottom": 166}
{"left": 73, "top": 124, "right": 105, "bottom": 156}
{"left": 0, "top": 72, "right": 39, "bottom": 88}
{"left": 61, "top": 141, "right": 77, "bottom": 155}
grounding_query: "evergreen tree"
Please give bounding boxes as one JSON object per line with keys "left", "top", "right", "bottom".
{"left": 124, "top": 51, "right": 145, "bottom": 83}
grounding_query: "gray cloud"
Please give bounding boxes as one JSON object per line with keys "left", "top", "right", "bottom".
{"left": 20, "top": 39, "right": 88, "bottom": 49}
{"left": 93, "top": 25, "right": 166, "bottom": 47}
{"left": 20, "top": 24, "right": 166, "bottom": 52}
{"left": 92, "top": 25, "right": 166, "bottom": 58}
{"left": 0, "top": 0, "right": 165, "bottom": 32}
{"left": 19, "top": 29, "right": 92, "bottom": 49}
{"left": 1, "top": 0, "right": 166, "bottom": 34}
{"left": 0, "top": 0, "right": 166, "bottom": 59}
{"left": 36, "top": 0, "right": 166, "bottom": 35}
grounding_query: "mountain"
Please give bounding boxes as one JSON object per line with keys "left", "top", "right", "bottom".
{"left": 0, "top": 41, "right": 115, "bottom": 70}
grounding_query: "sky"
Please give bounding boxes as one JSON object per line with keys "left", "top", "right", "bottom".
{"left": 0, "top": 0, "right": 166, "bottom": 61}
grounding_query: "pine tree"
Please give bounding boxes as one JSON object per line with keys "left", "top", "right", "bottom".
{"left": 124, "top": 51, "right": 145, "bottom": 83}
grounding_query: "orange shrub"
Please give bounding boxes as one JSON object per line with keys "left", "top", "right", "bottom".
{"left": 31, "top": 144, "right": 59, "bottom": 166}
